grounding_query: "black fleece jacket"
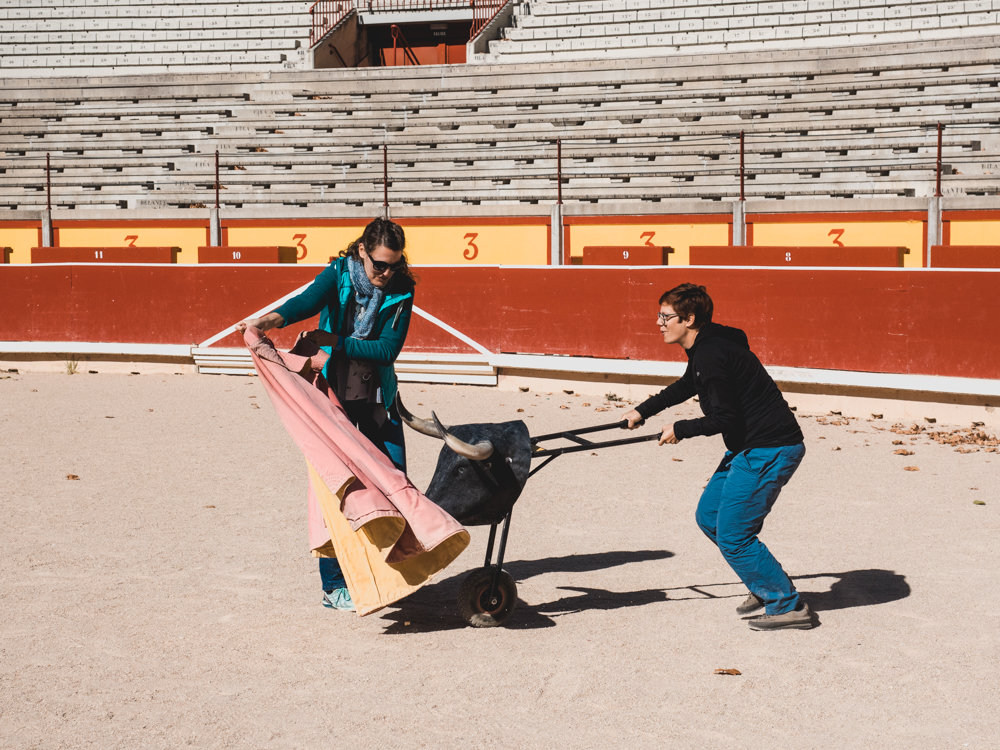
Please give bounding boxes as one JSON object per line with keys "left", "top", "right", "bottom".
{"left": 635, "top": 322, "right": 803, "bottom": 453}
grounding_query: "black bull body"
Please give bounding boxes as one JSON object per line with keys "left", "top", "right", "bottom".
{"left": 396, "top": 396, "right": 532, "bottom": 526}
{"left": 424, "top": 421, "right": 533, "bottom": 526}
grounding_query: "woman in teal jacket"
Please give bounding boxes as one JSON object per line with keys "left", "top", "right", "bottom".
{"left": 239, "top": 217, "right": 416, "bottom": 612}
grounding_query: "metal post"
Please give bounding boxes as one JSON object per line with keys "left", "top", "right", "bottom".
{"left": 46, "top": 152, "right": 52, "bottom": 211}
{"left": 215, "top": 150, "right": 220, "bottom": 209}
{"left": 556, "top": 138, "right": 562, "bottom": 205}
{"left": 383, "top": 144, "right": 388, "bottom": 207}
{"left": 935, "top": 122, "right": 944, "bottom": 198}
{"left": 739, "top": 130, "right": 745, "bottom": 202}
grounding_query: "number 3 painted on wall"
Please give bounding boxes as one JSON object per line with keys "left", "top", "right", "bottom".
{"left": 293, "top": 234, "right": 308, "bottom": 260}
{"left": 640, "top": 231, "right": 656, "bottom": 247}
{"left": 828, "top": 228, "right": 845, "bottom": 247}
{"left": 464, "top": 233, "right": 479, "bottom": 261}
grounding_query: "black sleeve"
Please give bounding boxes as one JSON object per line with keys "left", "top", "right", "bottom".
{"left": 673, "top": 347, "right": 742, "bottom": 440}
{"left": 634, "top": 361, "right": 697, "bottom": 420}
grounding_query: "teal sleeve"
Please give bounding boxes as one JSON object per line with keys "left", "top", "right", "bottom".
{"left": 273, "top": 264, "right": 339, "bottom": 327}
{"left": 342, "top": 297, "right": 413, "bottom": 366}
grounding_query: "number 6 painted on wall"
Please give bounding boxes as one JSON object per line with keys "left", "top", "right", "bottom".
{"left": 464, "top": 232, "right": 479, "bottom": 260}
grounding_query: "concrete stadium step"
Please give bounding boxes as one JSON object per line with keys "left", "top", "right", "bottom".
{"left": 192, "top": 348, "right": 497, "bottom": 385}
{"left": 482, "top": 0, "right": 1000, "bottom": 63}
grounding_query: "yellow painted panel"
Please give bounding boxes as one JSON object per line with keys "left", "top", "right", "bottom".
{"left": 403, "top": 224, "right": 548, "bottom": 265}
{"left": 227, "top": 225, "right": 365, "bottom": 264}
{"left": 57, "top": 226, "right": 208, "bottom": 264}
{"left": 0, "top": 227, "right": 40, "bottom": 264}
{"left": 752, "top": 221, "right": 925, "bottom": 267}
{"left": 950, "top": 221, "right": 1000, "bottom": 245}
{"left": 568, "top": 223, "right": 730, "bottom": 265}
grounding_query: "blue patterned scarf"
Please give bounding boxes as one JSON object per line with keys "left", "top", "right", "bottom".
{"left": 347, "top": 255, "right": 384, "bottom": 340}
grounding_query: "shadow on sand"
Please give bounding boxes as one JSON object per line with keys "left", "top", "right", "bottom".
{"left": 379, "top": 549, "right": 674, "bottom": 633}
{"left": 378, "top": 557, "right": 908, "bottom": 633}
{"left": 793, "top": 569, "right": 911, "bottom": 613}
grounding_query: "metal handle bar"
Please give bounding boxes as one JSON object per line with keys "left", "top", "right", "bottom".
{"left": 530, "top": 431, "right": 659, "bottom": 458}
{"left": 529, "top": 418, "right": 645, "bottom": 445}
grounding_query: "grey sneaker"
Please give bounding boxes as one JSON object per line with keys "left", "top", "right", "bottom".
{"left": 736, "top": 592, "right": 764, "bottom": 615}
{"left": 748, "top": 602, "right": 813, "bottom": 631}
{"left": 322, "top": 588, "right": 355, "bottom": 612}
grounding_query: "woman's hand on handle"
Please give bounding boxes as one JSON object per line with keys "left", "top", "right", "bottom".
{"left": 236, "top": 312, "right": 285, "bottom": 334}
{"left": 623, "top": 409, "right": 644, "bottom": 430}
{"left": 298, "top": 329, "right": 340, "bottom": 349}
{"left": 658, "top": 424, "right": 678, "bottom": 445}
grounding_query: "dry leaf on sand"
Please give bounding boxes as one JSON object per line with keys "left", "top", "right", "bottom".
{"left": 894, "top": 449, "right": 914, "bottom": 455}
{"left": 714, "top": 669, "right": 741, "bottom": 676}
{"left": 904, "top": 466, "right": 919, "bottom": 471}
{"left": 66, "top": 474, "right": 79, "bottom": 480}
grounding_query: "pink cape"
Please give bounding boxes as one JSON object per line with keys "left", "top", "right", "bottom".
{"left": 244, "top": 327, "right": 469, "bottom": 614}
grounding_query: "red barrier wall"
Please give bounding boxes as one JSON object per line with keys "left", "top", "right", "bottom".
{"left": 2, "top": 265, "right": 999, "bottom": 380}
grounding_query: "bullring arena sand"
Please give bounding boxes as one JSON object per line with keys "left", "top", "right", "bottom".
{"left": 2, "top": 371, "right": 999, "bottom": 749}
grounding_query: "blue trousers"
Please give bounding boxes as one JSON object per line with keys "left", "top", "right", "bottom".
{"left": 695, "top": 444, "right": 806, "bottom": 615}
{"left": 320, "top": 400, "right": 407, "bottom": 593}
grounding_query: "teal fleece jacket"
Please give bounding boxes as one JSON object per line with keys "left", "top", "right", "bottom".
{"left": 273, "top": 257, "right": 414, "bottom": 411}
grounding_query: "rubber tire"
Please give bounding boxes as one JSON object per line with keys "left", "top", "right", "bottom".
{"left": 458, "top": 567, "right": 517, "bottom": 628}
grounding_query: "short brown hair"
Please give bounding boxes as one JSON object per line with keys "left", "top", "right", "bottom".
{"left": 659, "top": 283, "right": 713, "bottom": 328}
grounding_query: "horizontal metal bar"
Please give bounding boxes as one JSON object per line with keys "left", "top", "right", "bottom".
{"left": 531, "top": 432, "right": 660, "bottom": 457}
{"left": 530, "top": 419, "right": 631, "bottom": 443}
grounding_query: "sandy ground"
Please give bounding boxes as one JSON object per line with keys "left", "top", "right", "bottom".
{"left": 1, "top": 370, "right": 999, "bottom": 749}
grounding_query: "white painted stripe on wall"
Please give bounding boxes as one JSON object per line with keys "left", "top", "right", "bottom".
{"left": 410, "top": 305, "right": 494, "bottom": 358}
{"left": 198, "top": 281, "right": 312, "bottom": 348}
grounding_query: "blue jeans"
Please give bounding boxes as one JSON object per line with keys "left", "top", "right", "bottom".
{"left": 320, "top": 400, "right": 407, "bottom": 593}
{"left": 695, "top": 444, "right": 806, "bottom": 615}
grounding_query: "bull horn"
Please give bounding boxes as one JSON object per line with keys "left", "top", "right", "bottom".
{"left": 396, "top": 394, "right": 444, "bottom": 439}
{"left": 432, "top": 412, "right": 494, "bottom": 461}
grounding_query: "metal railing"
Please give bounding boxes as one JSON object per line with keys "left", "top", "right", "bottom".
{"left": 310, "top": 0, "right": 505, "bottom": 48}
{"left": 366, "top": 0, "right": 473, "bottom": 11}
{"left": 27, "top": 123, "right": 984, "bottom": 212}
{"left": 309, "top": 0, "right": 353, "bottom": 47}
{"left": 470, "top": 0, "right": 508, "bottom": 41}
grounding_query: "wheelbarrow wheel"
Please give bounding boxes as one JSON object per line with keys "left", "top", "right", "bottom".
{"left": 458, "top": 567, "right": 517, "bottom": 628}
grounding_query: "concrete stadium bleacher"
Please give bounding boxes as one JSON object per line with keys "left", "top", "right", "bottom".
{"left": 477, "top": 0, "right": 1000, "bottom": 63}
{"left": 2, "top": 34, "right": 998, "bottom": 209}
{"left": 0, "top": 0, "right": 313, "bottom": 76}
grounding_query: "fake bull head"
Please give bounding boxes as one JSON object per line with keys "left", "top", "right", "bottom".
{"left": 398, "top": 396, "right": 532, "bottom": 526}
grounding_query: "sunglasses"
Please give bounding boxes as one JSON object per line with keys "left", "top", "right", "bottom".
{"left": 367, "top": 255, "right": 406, "bottom": 274}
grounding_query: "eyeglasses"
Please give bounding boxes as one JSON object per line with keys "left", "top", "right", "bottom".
{"left": 367, "top": 256, "right": 406, "bottom": 274}
{"left": 658, "top": 312, "right": 681, "bottom": 325}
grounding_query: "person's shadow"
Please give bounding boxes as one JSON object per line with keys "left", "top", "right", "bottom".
{"left": 794, "top": 569, "right": 911, "bottom": 613}
{"left": 378, "top": 557, "right": 909, "bottom": 633}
